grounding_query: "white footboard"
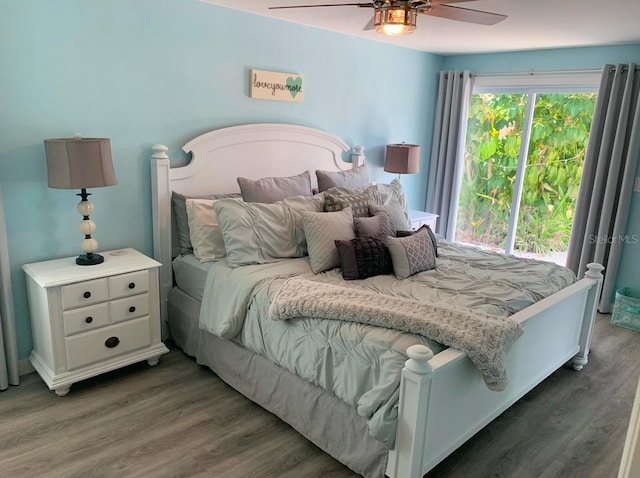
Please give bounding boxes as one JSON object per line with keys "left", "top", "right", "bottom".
{"left": 387, "top": 263, "right": 604, "bottom": 478}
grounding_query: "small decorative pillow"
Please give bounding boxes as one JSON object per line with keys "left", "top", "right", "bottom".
{"left": 185, "top": 198, "right": 227, "bottom": 263}
{"left": 369, "top": 203, "right": 411, "bottom": 231}
{"left": 301, "top": 207, "right": 356, "bottom": 273}
{"left": 395, "top": 225, "right": 439, "bottom": 257}
{"left": 386, "top": 226, "right": 437, "bottom": 279}
{"left": 335, "top": 235, "right": 394, "bottom": 280}
{"left": 324, "top": 190, "right": 373, "bottom": 218}
{"left": 354, "top": 210, "right": 396, "bottom": 238}
{"left": 316, "top": 164, "right": 369, "bottom": 192}
{"left": 237, "top": 170, "right": 312, "bottom": 203}
{"left": 172, "top": 191, "right": 241, "bottom": 256}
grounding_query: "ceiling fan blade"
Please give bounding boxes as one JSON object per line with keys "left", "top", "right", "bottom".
{"left": 420, "top": 4, "right": 507, "bottom": 25}
{"left": 269, "top": 3, "right": 373, "bottom": 9}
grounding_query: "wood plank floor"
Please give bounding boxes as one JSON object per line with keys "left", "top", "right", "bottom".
{"left": 1, "top": 314, "right": 638, "bottom": 478}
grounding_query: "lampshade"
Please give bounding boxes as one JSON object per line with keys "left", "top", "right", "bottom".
{"left": 384, "top": 144, "right": 421, "bottom": 175}
{"left": 44, "top": 137, "right": 117, "bottom": 189}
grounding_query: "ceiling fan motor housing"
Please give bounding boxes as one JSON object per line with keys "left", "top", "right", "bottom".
{"left": 374, "top": 4, "right": 417, "bottom": 36}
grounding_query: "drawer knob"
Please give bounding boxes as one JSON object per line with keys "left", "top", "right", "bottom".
{"left": 85, "top": 316, "right": 93, "bottom": 324}
{"left": 128, "top": 282, "right": 136, "bottom": 289}
{"left": 129, "top": 306, "right": 136, "bottom": 313}
{"left": 105, "top": 337, "right": 120, "bottom": 349}
{"left": 83, "top": 291, "right": 91, "bottom": 299}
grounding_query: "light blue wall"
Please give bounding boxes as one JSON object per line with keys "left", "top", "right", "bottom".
{"left": 444, "top": 44, "right": 640, "bottom": 298}
{"left": 3, "top": 0, "right": 639, "bottom": 362}
{"left": 0, "top": 0, "right": 442, "bottom": 359}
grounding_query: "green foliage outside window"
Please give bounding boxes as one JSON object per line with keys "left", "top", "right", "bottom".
{"left": 457, "top": 92, "right": 597, "bottom": 254}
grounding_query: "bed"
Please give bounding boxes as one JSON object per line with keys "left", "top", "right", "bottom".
{"left": 150, "top": 123, "right": 604, "bottom": 478}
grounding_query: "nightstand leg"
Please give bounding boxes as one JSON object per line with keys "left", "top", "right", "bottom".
{"left": 55, "top": 386, "right": 71, "bottom": 397}
{"left": 147, "top": 356, "right": 161, "bottom": 367}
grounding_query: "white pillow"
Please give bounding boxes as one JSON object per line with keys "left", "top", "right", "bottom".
{"left": 185, "top": 198, "right": 227, "bottom": 263}
{"left": 301, "top": 207, "right": 356, "bottom": 273}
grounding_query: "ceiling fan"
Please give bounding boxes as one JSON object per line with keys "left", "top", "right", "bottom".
{"left": 269, "top": 0, "right": 507, "bottom": 37}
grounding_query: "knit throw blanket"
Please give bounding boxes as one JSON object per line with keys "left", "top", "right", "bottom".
{"left": 269, "top": 277, "right": 524, "bottom": 391}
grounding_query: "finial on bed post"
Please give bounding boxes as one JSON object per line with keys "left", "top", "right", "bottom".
{"left": 152, "top": 144, "right": 169, "bottom": 160}
{"left": 405, "top": 344, "right": 433, "bottom": 374}
{"left": 351, "top": 145, "right": 365, "bottom": 168}
{"left": 585, "top": 262, "right": 605, "bottom": 280}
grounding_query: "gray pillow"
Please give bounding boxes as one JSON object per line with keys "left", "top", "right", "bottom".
{"left": 386, "top": 227, "right": 437, "bottom": 279}
{"left": 301, "top": 207, "right": 356, "bottom": 273}
{"left": 316, "top": 164, "right": 369, "bottom": 192}
{"left": 214, "top": 194, "right": 325, "bottom": 267}
{"left": 172, "top": 191, "right": 241, "bottom": 255}
{"left": 354, "top": 210, "right": 396, "bottom": 238}
{"left": 324, "top": 190, "right": 373, "bottom": 218}
{"left": 238, "top": 170, "right": 312, "bottom": 203}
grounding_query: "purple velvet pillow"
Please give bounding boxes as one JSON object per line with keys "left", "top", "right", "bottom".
{"left": 335, "top": 235, "right": 394, "bottom": 280}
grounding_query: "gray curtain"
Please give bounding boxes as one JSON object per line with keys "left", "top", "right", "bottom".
{"left": 426, "top": 70, "right": 475, "bottom": 240}
{"left": 0, "top": 185, "right": 19, "bottom": 390}
{"left": 567, "top": 64, "right": 640, "bottom": 312}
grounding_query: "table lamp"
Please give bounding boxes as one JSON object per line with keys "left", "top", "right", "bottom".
{"left": 44, "top": 135, "right": 117, "bottom": 265}
{"left": 384, "top": 143, "right": 421, "bottom": 180}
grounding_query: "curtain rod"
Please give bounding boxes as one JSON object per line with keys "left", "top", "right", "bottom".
{"left": 472, "top": 65, "right": 639, "bottom": 78}
{"left": 472, "top": 68, "right": 601, "bottom": 78}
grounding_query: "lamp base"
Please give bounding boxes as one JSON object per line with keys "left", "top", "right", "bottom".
{"left": 76, "top": 253, "right": 104, "bottom": 266}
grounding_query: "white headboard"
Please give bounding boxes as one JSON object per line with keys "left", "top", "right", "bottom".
{"left": 150, "top": 123, "right": 365, "bottom": 325}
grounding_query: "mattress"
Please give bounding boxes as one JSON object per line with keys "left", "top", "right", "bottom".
{"left": 172, "top": 254, "right": 214, "bottom": 301}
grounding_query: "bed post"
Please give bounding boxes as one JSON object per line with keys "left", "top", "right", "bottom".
{"left": 387, "top": 344, "right": 434, "bottom": 478}
{"left": 351, "top": 145, "right": 365, "bottom": 167}
{"left": 150, "top": 144, "right": 172, "bottom": 337}
{"left": 571, "top": 262, "right": 605, "bottom": 371}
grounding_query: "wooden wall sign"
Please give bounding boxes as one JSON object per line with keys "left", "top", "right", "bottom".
{"left": 250, "top": 69, "right": 304, "bottom": 103}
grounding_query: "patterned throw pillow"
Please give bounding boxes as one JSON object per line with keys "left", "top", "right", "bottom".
{"left": 386, "top": 227, "right": 437, "bottom": 279}
{"left": 324, "top": 190, "right": 373, "bottom": 218}
{"left": 335, "top": 235, "right": 394, "bottom": 280}
{"left": 395, "top": 225, "right": 438, "bottom": 257}
{"left": 301, "top": 207, "right": 356, "bottom": 273}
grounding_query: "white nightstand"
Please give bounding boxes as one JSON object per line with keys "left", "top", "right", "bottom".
{"left": 23, "top": 248, "right": 169, "bottom": 396}
{"left": 408, "top": 210, "right": 439, "bottom": 231}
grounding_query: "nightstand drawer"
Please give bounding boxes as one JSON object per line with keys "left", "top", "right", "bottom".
{"left": 63, "top": 302, "right": 110, "bottom": 336}
{"left": 65, "top": 316, "right": 151, "bottom": 370}
{"left": 109, "top": 271, "right": 149, "bottom": 299}
{"left": 110, "top": 293, "right": 149, "bottom": 323}
{"left": 61, "top": 278, "right": 109, "bottom": 310}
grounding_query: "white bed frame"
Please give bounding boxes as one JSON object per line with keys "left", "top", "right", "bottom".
{"left": 150, "top": 123, "right": 604, "bottom": 478}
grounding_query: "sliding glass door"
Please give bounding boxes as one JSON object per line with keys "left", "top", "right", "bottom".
{"left": 456, "top": 89, "right": 597, "bottom": 264}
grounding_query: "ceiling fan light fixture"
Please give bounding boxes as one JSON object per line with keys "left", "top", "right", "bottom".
{"left": 374, "top": 6, "right": 417, "bottom": 36}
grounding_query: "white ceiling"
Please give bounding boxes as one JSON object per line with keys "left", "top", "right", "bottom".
{"left": 201, "top": 0, "right": 640, "bottom": 55}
